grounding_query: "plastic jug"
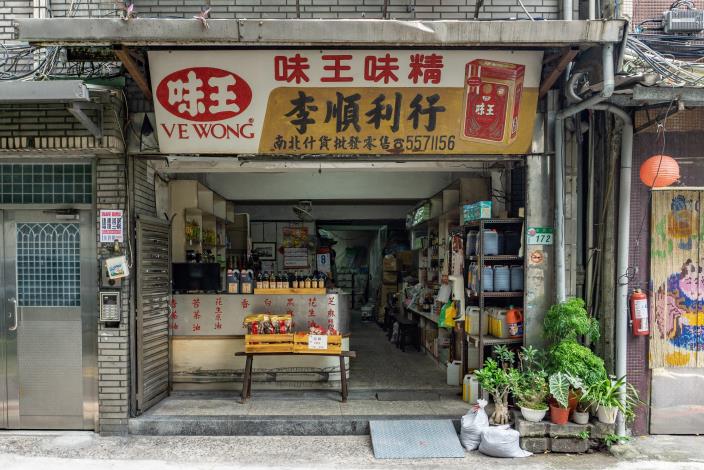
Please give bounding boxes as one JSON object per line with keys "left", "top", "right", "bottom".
{"left": 467, "top": 263, "right": 478, "bottom": 292}
{"left": 493, "top": 265, "right": 511, "bottom": 292}
{"left": 466, "top": 231, "right": 478, "bottom": 257}
{"left": 447, "top": 360, "right": 462, "bottom": 386}
{"left": 478, "top": 229, "right": 499, "bottom": 256}
{"left": 486, "top": 307, "right": 496, "bottom": 337}
{"left": 466, "top": 306, "right": 488, "bottom": 336}
{"left": 493, "top": 307, "right": 510, "bottom": 338}
{"left": 463, "top": 374, "right": 480, "bottom": 404}
{"left": 510, "top": 265, "right": 524, "bottom": 291}
{"left": 482, "top": 265, "right": 494, "bottom": 292}
{"left": 507, "top": 306, "right": 524, "bottom": 339}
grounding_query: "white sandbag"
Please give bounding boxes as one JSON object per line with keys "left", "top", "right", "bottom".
{"left": 478, "top": 425, "right": 532, "bottom": 458}
{"left": 459, "top": 399, "right": 489, "bottom": 451}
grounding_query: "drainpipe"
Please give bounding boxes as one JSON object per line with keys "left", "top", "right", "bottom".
{"left": 554, "top": 43, "right": 615, "bottom": 302}
{"left": 593, "top": 103, "right": 632, "bottom": 438}
{"left": 564, "top": 0, "right": 573, "bottom": 20}
{"left": 557, "top": 42, "right": 631, "bottom": 437}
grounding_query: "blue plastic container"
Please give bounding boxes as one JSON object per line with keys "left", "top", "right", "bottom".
{"left": 480, "top": 229, "right": 499, "bottom": 256}
{"left": 510, "top": 265, "right": 524, "bottom": 291}
{"left": 482, "top": 265, "right": 494, "bottom": 292}
{"left": 493, "top": 265, "right": 511, "bottom": 292}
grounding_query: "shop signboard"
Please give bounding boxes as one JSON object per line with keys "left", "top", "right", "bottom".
{"left": 148, "top": 50, "right": 543, "bottom": 155}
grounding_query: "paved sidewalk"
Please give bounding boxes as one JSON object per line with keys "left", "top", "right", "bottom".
{"left": 0, "top": 432, "right": 703, "bottom": 470}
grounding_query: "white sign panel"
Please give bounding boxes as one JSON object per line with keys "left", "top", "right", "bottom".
{"left": 100, "top": 209, "right": 124, "bottom": 243}
{"left": 317, "top": 253, "right": 331, "bottom": 274}
{"left": 148, "top": 50, "right": 543, "bottom": 155}
{"left": 308, "top": 334, "right": 328, "bottom": 350}
{"left": 526, "top": 227, "right": 554, "bottom": 245}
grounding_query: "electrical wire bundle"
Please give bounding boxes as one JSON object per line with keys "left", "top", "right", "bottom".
{"left": 0, "top": 0, "right": 121, "bottom": 82}
{"left": 624, "top": 35, "right": 704, "bottom": 87}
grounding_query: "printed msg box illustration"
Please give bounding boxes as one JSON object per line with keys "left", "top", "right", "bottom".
{"left": 462, "top": 60, "right": 525, "bottom": 145}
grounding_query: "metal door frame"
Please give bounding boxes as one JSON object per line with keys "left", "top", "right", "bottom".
{"left": 1, "top": 209, "right": 97, "bottom": 430}
{"left": 0, "top": 210, "right": 5, "bottom": 429}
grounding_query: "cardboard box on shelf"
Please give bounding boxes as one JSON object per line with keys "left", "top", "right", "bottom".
{"left": 396, "top": 250, "right": 414, "bottom": 269}
{"left": 382, "top": 255, "right": 398, "bottom": 272}
{"left": 383, "top": 271, "right": 398, "bottom": 284}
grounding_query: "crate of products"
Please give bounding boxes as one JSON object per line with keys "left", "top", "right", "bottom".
{"left": 243, "top": 313, "right": 294, "bottom": 353}
{"left": 245, "top": 334, "right": 294, "bottom": 353}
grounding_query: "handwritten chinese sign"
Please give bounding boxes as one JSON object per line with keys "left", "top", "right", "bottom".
{"left": 149, "top": 50, "right": 542, "bottom": 155}
{"left": 171, "top": 293, "right": 342, "bottom": 336}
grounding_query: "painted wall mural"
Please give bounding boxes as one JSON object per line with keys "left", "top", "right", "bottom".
{"left": 650, "top": 190, "right": 703, "bottom": 368}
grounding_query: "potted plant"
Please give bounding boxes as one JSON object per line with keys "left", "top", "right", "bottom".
{"left": 572, "top": 388, "right": 592, "bottom": 425}
{"left": 475, "top": 346, "right": 518, "bottom": 425}
{"left": 544, "top": 297, "right": 600, "bottom": 344}
{"left": 591, "top": 376, "right": 642, "bottom": 424}
{"left": 544, "top": 298, "right": 608, "bottom": 399}
{"left": 510, "top": 346, "right": 549, "bottom": 422}
{"left": 548, "top": 372, "right": 583, "bottom": 425}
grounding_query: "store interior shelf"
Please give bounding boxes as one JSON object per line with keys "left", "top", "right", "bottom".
{"left": 467, "top": 255, "right": 523, "bottom": 262}
{"left": 254, "top": 288, "right": 326, "bottom": 295}
{"left": 406, "top": 304, "right": 438, "bottom": 324}
{"left": 467, "top": 334, "right": 523, "bottom": 347}
{"left": 463, "top": 217, "right": 524, "bottom": 227}
{"left": 468, "top": 291, "right": 524, "bottom": 299}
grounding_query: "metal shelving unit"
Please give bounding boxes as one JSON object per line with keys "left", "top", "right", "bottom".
{"left": 464, "top": 218, "right": 525, "bottom": 368}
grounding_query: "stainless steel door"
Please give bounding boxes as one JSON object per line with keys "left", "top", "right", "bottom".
{"left": 2, "top": 210, "right": 97, "bottom": 429}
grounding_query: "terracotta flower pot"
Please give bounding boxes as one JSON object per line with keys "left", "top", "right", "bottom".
{"left": 549, "top": 404, "right": 570, "bottom": 425}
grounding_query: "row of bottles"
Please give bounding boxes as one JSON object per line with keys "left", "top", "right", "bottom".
{"left": 256, "top": 272, "right": 327, "bottom": 290}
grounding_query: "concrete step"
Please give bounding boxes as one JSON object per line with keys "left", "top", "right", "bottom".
{"left": 128, "top": 414, "right": 461, "bottom": 436}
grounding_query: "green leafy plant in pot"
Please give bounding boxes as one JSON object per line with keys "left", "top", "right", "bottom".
{"left": 544, "top": 298, "right": 608, "bottom": 400}
{"left": 572, "top": 388, "right": 592, "bottom": 425}
{"left": 510, "top": 346, "right": 549, "bottom": 422}
{"left": 475, "top": 346, "right": 518, "bottom": 425}
{"left": 590, "top": 375, "right": 642, "bottom": 424}
{"left": 548, "top": 372, "right": 583, "bottom": 425}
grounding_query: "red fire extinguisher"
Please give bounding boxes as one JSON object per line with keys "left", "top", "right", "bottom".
{"left": 629, "top": 289, "right": 650, "bottom": 336}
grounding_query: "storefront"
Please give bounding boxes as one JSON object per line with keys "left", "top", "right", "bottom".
{"left": 11, "top": 17, "right": 628, "bottom": 434}
{"left": 133, "top": 46, "right": 549, "bottom": 401}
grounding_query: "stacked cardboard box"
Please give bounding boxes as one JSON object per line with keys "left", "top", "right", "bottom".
{"left": 378, "top": 255, "right": 400, "bottom": 323}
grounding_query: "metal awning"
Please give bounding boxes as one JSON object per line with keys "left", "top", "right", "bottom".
{"left": 0, "top": 81, "right": 103, "bottom": 139}
{"left": 16, "top": 18, "right": 627, "bottom": 47}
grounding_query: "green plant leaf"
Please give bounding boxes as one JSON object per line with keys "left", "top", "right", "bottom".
{"left": 549, "top": 372, "right": 570, "bottom": 408}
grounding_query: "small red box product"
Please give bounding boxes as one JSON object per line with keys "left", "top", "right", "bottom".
{"left": 462, "top": 59, "right": 525, "bottom": 145}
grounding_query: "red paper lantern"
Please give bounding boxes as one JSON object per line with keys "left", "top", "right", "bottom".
{"left": 639, "top": 155, "right": 680, "bottom": 188}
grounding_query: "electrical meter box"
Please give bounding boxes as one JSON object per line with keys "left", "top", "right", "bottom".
{"left": 663, "top": 9, "right": 704, "bottom": 33}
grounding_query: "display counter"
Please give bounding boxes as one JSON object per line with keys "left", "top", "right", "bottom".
{"left": 170, "top": 291, "right": 351, "bottom": 388}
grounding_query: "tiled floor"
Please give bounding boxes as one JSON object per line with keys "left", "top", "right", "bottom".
{"left": 146, "top": 311, "right": 468, "bottom": 418}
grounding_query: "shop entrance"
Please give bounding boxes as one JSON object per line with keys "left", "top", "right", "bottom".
{"left": 0, "top": 209, "right": 97, "bottom": 430}
{"left": 132, "top": 162, "right": 526, "bottom": 425}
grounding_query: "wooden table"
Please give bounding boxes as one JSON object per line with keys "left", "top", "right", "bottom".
{"left": 234, "top": 350, "right": 357, "bottom": 403}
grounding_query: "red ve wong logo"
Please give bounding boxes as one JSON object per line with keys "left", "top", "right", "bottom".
{"left": 156, "top": 67, "right": 253, "bottom": 122}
